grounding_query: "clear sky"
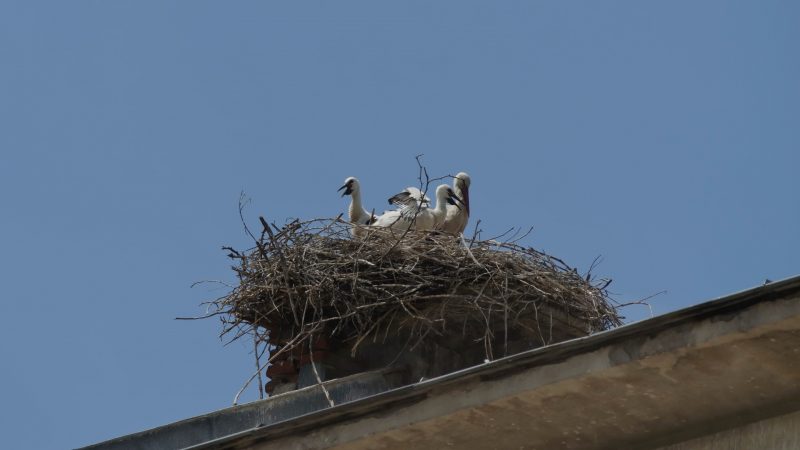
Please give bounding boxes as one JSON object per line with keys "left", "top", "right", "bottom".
{"left": 1, "top": 1, "right": 798, "bottom": 448}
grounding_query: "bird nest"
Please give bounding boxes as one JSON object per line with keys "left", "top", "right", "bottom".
{"left": 205, "top": 217, "right": 621, "bottom": 372}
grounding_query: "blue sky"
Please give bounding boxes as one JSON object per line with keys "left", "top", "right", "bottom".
{"left": 1, "top": 1, "right": 798, "bottom": 448}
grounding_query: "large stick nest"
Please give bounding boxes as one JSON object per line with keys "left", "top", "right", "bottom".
{"left": 209, "top": 217, "right": 621, "bottom": 364}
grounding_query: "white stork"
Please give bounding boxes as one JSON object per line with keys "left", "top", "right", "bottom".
{"left": 371, "top": 184, "right": 463, "bottom": 232}
{"left": 442, "top": 172, "right": 471, "bottom": 234}
{"left": 338, "top": 177, "right": 375, "bottom": 236}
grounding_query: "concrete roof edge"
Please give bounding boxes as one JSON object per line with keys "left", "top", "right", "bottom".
{"left": 186, "top": 274, "right": 800, "bottom": 449}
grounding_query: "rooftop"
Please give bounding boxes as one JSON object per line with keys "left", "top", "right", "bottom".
{"left": 82, "top": 275, "right": 800, "bottom": 450}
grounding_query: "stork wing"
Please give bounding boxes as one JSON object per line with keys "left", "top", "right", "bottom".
{"left": 387, "top": 187, "right": 431, "bottom": 221}
{"left": 388, "top": 187, "right": 431, "bottom": 206}
{"left": 404, "top": 187, "right": 431, "bottom": 206}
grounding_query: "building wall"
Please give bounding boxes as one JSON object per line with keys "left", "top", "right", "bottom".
{"left": 656, "top": 409, "right": 800, "bottom": 450}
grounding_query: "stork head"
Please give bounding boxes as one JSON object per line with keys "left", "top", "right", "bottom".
{"left": 453, "top": 172, "right": 470, "bottom": 214}
{"left": 338, "top": 177, "right": 359, "bottom": 197}
{"left": 437, "top": 184, "right": 464, "bottom": 210}
{"left": 454, "top": 172, "right": 471, "bottom": 190}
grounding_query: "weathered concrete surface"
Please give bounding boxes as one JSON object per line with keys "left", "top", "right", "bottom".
{"left": 656, "top": 409, "right": 800, "bottom": 450}
{"left": 80, "top": 369, "right": 405, "bottom": 450}
{"left": 223, "top": 283, "right": 800, "bottom": 450}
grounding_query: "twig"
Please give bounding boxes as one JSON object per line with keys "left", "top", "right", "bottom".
{"left": 309, "top": 338, "right": 334, "bottom": 408}
{"left": 233, "top": 332, "right": 311, "bottom": 405}
{"left": 254, "top": 331, "right": 264, "bottom": 400}
{"left": 238, "top": 192, "right": 257, "bottom": 243}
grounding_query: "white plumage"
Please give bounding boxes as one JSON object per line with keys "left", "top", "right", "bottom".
{"left": 338, "top": 177, "right": 375, "bottom": 236}
{"left": 442, "top": 172, "right": 471, "bottom": 234}
{"left": 372, "top": 184, "right": 462, "bottom": 232}
{"left": 387, "top": 186, "right": 431, "bottom": 213}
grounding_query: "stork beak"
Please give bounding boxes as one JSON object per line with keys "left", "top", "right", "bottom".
{"left": 338, "top": 184, "right": 350, "bottom": 197}
{"left": 448, "top": 192, "right": 465, "bottom": 210}
{"left": 461, "top": 187, "right": 470, "bottom": 215}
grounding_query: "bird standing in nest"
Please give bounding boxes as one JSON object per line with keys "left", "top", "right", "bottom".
{"left": 371, "top": 184, "right": 463, "bottom": 232}
{"left": 442, "top": 172, "right": 471, "bottom": 235}
{"left": 338, "top": 177, "right": 375, "bottom": 236}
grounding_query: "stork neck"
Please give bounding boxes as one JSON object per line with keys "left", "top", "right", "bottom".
{"left": 350, "top": 189, "right": 362, "bottom": 208}
{"left": 434, "top": 193, "right": 449, "bottom": 216}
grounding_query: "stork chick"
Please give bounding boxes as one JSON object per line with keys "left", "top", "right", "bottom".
{"left": 372, "top": 184, "right": 462, "bottom": 232}
{"left": 442, "top": 172, "right": 471, "bottom": 234}
{"left": 338, "top": 177, "right": 374, "bottom": 236}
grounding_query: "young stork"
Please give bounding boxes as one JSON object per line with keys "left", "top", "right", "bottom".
{"left": 338, "top": 177, "right": 375, "bottom": 236}
{"left": 387, "top": 186, "right": 431, "bottom": 211}
{"left": 442, "top": 172, "right": 471, "bottom": 234}
{"left": 371, "top": 184, "right": 462, "bottom": 232}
